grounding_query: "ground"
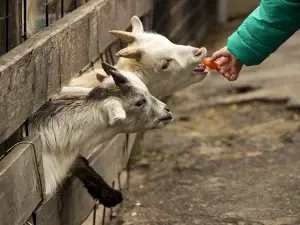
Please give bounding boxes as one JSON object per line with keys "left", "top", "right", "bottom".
{"left": 110, "top": 19, "right": 300, "bottom": 225}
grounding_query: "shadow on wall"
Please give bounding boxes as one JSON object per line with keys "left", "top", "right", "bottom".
{"left": 228, "top": 0, "right": 260, "bottom": 20}
{"left": 152, "top": 0, "right": 216, "bottom": 45}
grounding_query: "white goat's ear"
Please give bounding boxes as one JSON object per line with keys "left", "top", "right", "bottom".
{"left": 115, "top": 47, "right": 141, "bottom": 60}
{"left": 105, "top": 100, "right": 126, "bottom": 126}
{"left": 109, "top": 30, "right": 136, "bottom": 43}
{"left": 131, "top": 16, "right": 144, "bottom": 33}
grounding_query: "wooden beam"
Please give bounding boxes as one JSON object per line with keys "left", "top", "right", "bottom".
{"left": 7, "top": 1, "right": 22, "bottom": 51}
{"left": 0, "top": 139, "right": 42, "bottom": 225}
{"left": 34, "top": 133, "right": 138, "bottom": 225}
{"left": 0, "top": 0, "right": 153, "bottom": 143}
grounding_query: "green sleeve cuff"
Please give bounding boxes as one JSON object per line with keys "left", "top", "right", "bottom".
{"left": 227, "top": 26, "right": 267, "bottom": 66}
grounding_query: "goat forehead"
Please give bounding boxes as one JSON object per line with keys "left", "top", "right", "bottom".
{"left": 138, "top": 33, "right": 172, "bottom": 46}
{"left": 119, "top": 70, "right": 148, "bottom": 91}
{"left": 142, "top": 42, "right": 192, "bottom": 58}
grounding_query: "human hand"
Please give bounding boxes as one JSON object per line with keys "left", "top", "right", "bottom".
{"left": 210, "top": 46, "right": 243, "bottom": 81}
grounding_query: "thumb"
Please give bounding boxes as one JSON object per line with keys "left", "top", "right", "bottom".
{"left": 209, "top": 51, "right": 222, "bottom": 62}
{"left": 210, "top": 47, "right": 230, "bottom": 62}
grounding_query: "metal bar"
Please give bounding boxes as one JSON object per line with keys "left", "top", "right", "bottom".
{"left": 5, "top": 0, "right": 8, "bottom": 51}
{"left": 118, "top": 172, "right": 121, "bottom": 190}
{"left": 61, "top": 0, "right": 64, "bottom": 17}
{"left": 119, "top": 39, "right": 124, "bottom": 49}
{"left": 46, "top": 1, "right": 49, "bottom": 26}
{"left": 217, "top": 0, "right": 228, "bottom": 23}
{"left": 92, "top": 204, "right": 97, "bottom": 225}
{"left": 23, "top": 0, "right": 27, "bottom": 40}
{"left": 0, "top": 0, "right": 7, "bottom": 55}
{"left": 104, "top": 50, "right": 110, "bottom": 64}
{"left": 108, "top": 46, "right": 115, "bottom": 65}
{"left": 101, "top": 207, "right": 106, "bottom": 225}
{"left": 109, "top": 181, "right": 115, "bottom": 220}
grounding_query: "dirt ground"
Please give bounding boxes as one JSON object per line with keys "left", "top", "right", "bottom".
{"left": 110, "top": 19, "right": 300, "bottom": 225}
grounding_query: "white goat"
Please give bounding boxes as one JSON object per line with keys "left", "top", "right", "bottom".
{"left": 63, "top": 16, "right": 208, "bottom": 98}
{"left": 31, "top": 62, "right": 173, "bottom": 207}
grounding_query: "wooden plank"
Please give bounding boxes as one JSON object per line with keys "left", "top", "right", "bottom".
{"left": 34, "top": 134, "right": 128, "bottom": 225}
{"left": 7, "top": 1, "right": 22, "bottom": 51}
{"left": 122, "top": 133, "right": 138, "bottom": 168}
{"left": 0, "top": 140, "right": 42, "bottom": 225}
{"left": 0, "top": 0, "right": 153, "bottom": 144}
{"left": 0, "top": 0, "right": 7, "bottom": 55}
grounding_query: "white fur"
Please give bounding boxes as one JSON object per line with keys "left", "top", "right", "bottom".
{"left": 63, "top": 16, "right": 209, "bottom": 98}
{"left": 35, "top": 68, "right": 173, "bottom": 195}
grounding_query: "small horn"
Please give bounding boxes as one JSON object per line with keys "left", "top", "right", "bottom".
{"left": 109, "top": 30, "right": 136, "bottom": 43}
{"left": 115, "top": 47, "right": 142, "bottom": 60}
{"left": 101, "top": 62, "right": 117, "bottom": 75}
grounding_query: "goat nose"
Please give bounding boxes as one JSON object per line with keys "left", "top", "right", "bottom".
{"left": 193, "top": 48, "right": 202, "bottom": 57}
{"left": 164, "top": 106, "right": 170, "bottom": 112}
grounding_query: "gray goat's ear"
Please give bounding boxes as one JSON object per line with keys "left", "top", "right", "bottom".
{"left": 110, "top": 70, "right": 129, "bottom": 87}
{"left": 96, "top": 72, "right": 107, "bottom": 82}
{"left": 105, "top": 100, "right": 127, "bottom": 126}
{"left": 131, "top": 16, "right": 144, "bottom": 33}
{"left": 101, "top": 62, "right": 117, "bottom": 76}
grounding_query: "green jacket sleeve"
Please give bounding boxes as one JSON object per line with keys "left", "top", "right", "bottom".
{"left": 227, "top": 0, "right": 300, "bottom": 66}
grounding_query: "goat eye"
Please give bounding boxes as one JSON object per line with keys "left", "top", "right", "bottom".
{"left": 162, "top": 60, "right": 170, "bottom": 69}
{"left": 135, "top": 99, "right": 146, "bottom": 107}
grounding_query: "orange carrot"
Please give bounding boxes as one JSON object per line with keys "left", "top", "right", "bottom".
{"left": 204, "top": 58, "right": 219, "bottom": 70}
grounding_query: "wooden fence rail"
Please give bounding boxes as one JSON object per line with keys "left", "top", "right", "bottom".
{"left": 0, "top": 1, "right": 153, "bottom": 225}
{"left": 0, "top": 0, "right": 220, "bottom": 224}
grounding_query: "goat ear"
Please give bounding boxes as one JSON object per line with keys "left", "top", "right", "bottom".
{"left": 105, "top": 100, "right": 127, "bottom": 126}
{"left": 110, "top": 70, "right": 129, "bottom": 87}
{"left": 109, "top": 30, "right": 136, "bottom": 43}
{"left": 115, "top": 47, "right": 142, "bottom": 60}
{"left": 96, "top": 72, "right": 107, "bottom": 82}
{"left": 131, "top": 16, "right": 144, "bottom": 33}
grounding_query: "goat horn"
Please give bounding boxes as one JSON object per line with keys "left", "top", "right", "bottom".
{"left": 109, "top": 30, "right": 136, "bottom": 43}
{"left": 115, "top": 47, "right": 141, "bottom": 60}
{"left": 101, "top": 62, "right": 117, "bottom": 75}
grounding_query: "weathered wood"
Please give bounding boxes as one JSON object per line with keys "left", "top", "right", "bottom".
{"left": 34, "top": 134, "right": 132, "bottom": 225}
{"left": 0, "top": 0, "right": 153, "bottom": 143}
{"left": 7, "top": 1, "right": 22, "bottom": 51}
{"left": 122, "top": 133, "right": 138, "bottom": 168}
{"left": 0, "top": 140, "right": 42, "bottom": 225}
{"left": 0, "top": 0, "right": 7, "bottom": 56}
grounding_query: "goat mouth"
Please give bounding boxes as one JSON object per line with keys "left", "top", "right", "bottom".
{"left": 159, "top": 115, "right": 173, "bottom": 122}
{"left": 193, "top": 64, "right": 207, "bottom": 75}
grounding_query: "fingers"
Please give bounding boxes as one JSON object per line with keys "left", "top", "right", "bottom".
{"left": 218, "top": 57, "right": 229, "bottom": 67}
{"left": 218, "top": 66, "right": 238, "bottom": 81}
{"left": 228, "top": 74, "right": 238, "bottom": 81}
{"left": 210, "top": 51, "right": 223, "bottom": 62}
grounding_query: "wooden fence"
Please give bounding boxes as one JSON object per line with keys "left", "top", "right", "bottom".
{"left": 0, "top": 0, "right": 220, "bottom": 224}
